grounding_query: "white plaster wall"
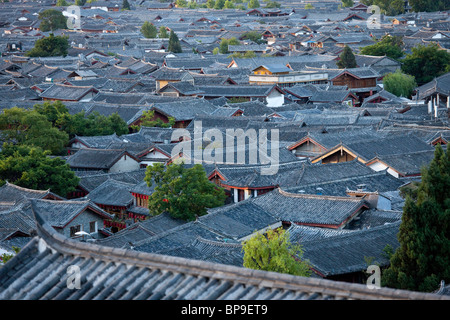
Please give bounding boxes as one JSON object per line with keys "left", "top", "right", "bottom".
{"left": 266, "top": 90, "right": 284, "bottom": 107}
{"left": 110, "top": 155, "right": 140, "bottom": 173}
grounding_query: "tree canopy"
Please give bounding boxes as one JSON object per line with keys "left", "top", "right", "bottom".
{"left": 26, "top": 34, "right": 69, "bottom": 57}
{"left": 337, "top": 45, "right": 357, "bottom": 69}
{"left": 382, "top": 144, "right": 450, "bottom": 292}
{"left": 144, "top": 163, "right": 226, "bottom": 221}
{"left": 131, "top": 110, "right": 175, "bottom": 131}
{"left": 242, "top": 227, "right": 312, "bottom": 277}
{"left": 0, "top": 102, "right": 129, "bottom": 155}
{"left": 360, "top": 35, "right": 404, "bottom": 60}
{"left": 0, "top": 144, "right": 79, "bottom": 197}
{"left": 38, "top": 9, "right": 67, "bottom": 32}
{"left": 141, "top": 21, "right": 157, "bottom": 38}
{"left": 400, "top": 43, "right": 450, "bottom": 85}
{"left": 361, "top": 0, "right": 449, "bottom": 13}
{"left": 0, "top": 106, "right": 68, "bottom": 155}
{"left": 240, "top": 31, "right": 265, "bottom": 44}
{"left": 383, "top": 70, "right": 417, "bottom": 98}
{"left": 168, "top": 30, "right": 182, "bottom": 53}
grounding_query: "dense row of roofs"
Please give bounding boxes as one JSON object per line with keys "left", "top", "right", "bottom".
{"left": 0, "top": 2, "right": 449, "bottom": 300}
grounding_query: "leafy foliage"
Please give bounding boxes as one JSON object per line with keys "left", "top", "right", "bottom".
{"left": 168, "top": 30, "right": 182, "bottom": 53}
{"left": 131, "top": 110, "right": 175, "bottom": 131}
{"left": 248, "top": 0, "right": 260, "bottom": 8}
{"left": 341, "top": 0, "right": 354, "bottom": 7}
{"left": 401, "top": 43, "right": 450, "bottom": 85}
{"left": 0, "top": 102, "right": 128, "bottom": 156}
{"left": 141, "top": 21, "right": 157, "bottom": 38}
{"left": 336, "top": 45, "right": 357, "bottom": 69}
{"left": 158, "top": 26, "right": 169, "bottom": 38}
{"left": 383, "top": 70, "right": 417, "bottom": 98}
{"left": 144, "top": 163, "right": 226, "bottom": 221}
{"left": 0, "top": 247, "right": 20, "bottom": 266}
{"left": 360, "top": 35, "right": 404, "bottom": 60}
{"left": 219, "top": 37, "right": 240, "bottom": 54}
{"left": 0, "top": 106, "right": 68, "bottom": 155}
{"left": 361, "top": 0, "right": 448, "bottom": 13}
{"left": 122, "top": 0, "right": 131, "bottom": 9}
{"left": 26, "top": 34, "right": 69, "bottom": 57}
{"left": 37, "top": 9, "right": 67, "bottom": 32}
{"left": 240, "top": 31, "right": 265, "bottom": 44}
{"left": 0, "top": 144, "right": 80, "bottom": 197}
{"left": 382, "top": 144, "right": 450, "bottom": 292}
{"left": 242, "top": 228, "right": 312, "bottom": 277}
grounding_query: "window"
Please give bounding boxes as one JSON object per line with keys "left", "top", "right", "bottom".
{"left": 89, "top": 221, "right": 97, "bottom": 233}
{"left": 70, "top": 225, "right": 81, "bottom": 237}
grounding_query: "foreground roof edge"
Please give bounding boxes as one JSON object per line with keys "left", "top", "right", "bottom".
{"left": 1, "top": 209, "right": 448, "bottom": 300}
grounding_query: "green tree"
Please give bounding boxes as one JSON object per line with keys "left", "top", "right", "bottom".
{"left": 212, "top": 47, "right": 219, "bottom": 55}
{"left": 341, "top": 0, "right": 354, "bottom": 7}
{"left": 56, "top": 0, "right": 69, "bottom": 6}
{"left": 33, "top": 101, "right": 69, "bottom": 126}
{"left": 214, "top": 0, "right": 225, "bottom": 9}
{"left": 176, "top": 0, "right": 188, "bottom": 7}
{"left": 122, "top": 0, "right": 131, "bottom": 9}
{"left": 224, "top": 0, "right": 235, "bottom": 8}
{"left": 383, "top": 70, "right": 416, "bottom": 98}
{"left": 241, "top": 31, "right": 265, "bottom": 44}
{"left": 337, "top": 45, "right": 357, "bottom": 69}
{"left": 141, "top": 21, "right": 157, "bottom": 38}
{"left": 242, "top": 227, "right": 312, "bottom": 277}
{"left": 158, "top": 26, "right": 169, "bottom": 38}
{"left": 168, "top": 30, "right": 182, "bottom": 53}
{"left": 31, "top": 102, "right": 129, "bottom": 139}
{"left": 0, "top": 106, "right": 68, "bottom": 155}
{"left": 26, "top": 33, "right": 69, "bottom": 57}
{"left": 265, "top": 0, "right": 281, "bottom": 7}
{"left": 131, "top": 110, "right": 175, "bottom": 131}
{"left": 401, "top": 43, "right": 450, "bottom": 85}
{"left": 38, "top": 9, "right": 67, "bottom": 32}
{"left": 409, "top": 0, "right": 448, "bottom": 12}
{"left": 248, "top": 0, "right": 260, "bottom": 8}
{"left": 304, "top": 3, "right": 314, "bottom": 9}
{"left": 360, "top": 35, "right": 404, "bottom": 60}
{"left": 219, "top": 38, "right": 230, "bottom": 54}
{"left": 144, "top": 163, "right": 226, "bottom": 221}
{"left": 0, "top": 144, "right": 79, "bottom": 197}
{"left": 206, "top": 0, "right": 215, "bottom": 8}
{"left": 0, "top": 247, "right": 20, "bottom": 266}
{"left": 382, "top": 144, "right": 450, "bottom": 292}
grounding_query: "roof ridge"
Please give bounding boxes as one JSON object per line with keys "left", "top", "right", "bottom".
{"left": 277, "top": 187, "right": 364, "bottom": 202}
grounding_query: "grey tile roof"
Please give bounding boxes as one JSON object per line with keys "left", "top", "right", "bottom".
{"left": 66, "top": 149, "right": 136, "bottom": 170}
{"left": 251, "top": 188, "right": 369, "bottom": 228}
{"left": 77, "top": 169, "right": 146, "bottom": 193}
{"left": 151, "top": 98, "right": 218, "bottom": 120}
{"left": 341, "top": 134, "right": 435, "bottom": 162}
{"left": 302, "top": 221, "right": 401, "bottom": 277}
{"left": 70, "top": 133, "right": 124, "bottom": 149}
{"left": 30, "top": 199, "right": 114, "bottom": 228}
{"left": 0, "top": 209, "right": 446, "bottom": 300}
{"left": 375, "top": 150, "right": 436, "bottom": 176}
{"left": 201, "top": 200, "right": 279, "bottom": 240}
{"left": 286, "top": 170, "right": 405, "bottom": 197}
{"left": 85, "top": 179, "right": 135, "bottom": 208}
{"left": 39, "top": 84, "right": 98, "bottom": 101}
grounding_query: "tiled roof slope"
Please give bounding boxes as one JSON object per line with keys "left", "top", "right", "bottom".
{"left": 0, "top": 210, "right": 447, "bottom": 300}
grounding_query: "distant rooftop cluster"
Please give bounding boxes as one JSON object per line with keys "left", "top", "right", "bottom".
{"left": 0, "top": 0, "right": 449, "bottom": 301}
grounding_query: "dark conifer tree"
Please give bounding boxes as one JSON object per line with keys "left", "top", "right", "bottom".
{"left": 382, "top": 144, "right": 450, "bottom": 292}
